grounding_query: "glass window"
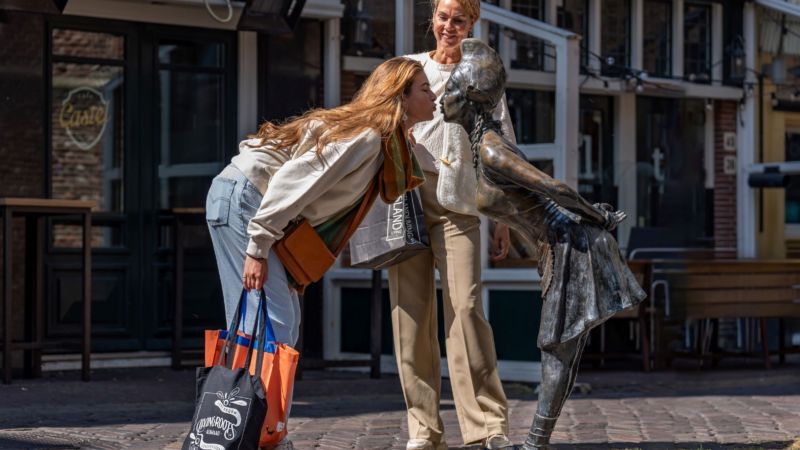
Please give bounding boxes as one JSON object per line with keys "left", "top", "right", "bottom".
{"left": 578, "top": 96, "right": 616, "bottom": 207}
{"left": 506, "top": 89, "right": 555, "bottom": 144}
{"left": 51, "top": 30, "right": 126, "bottom": 249}
{"left": 342, "top": 0, "right": 395, "bottom": 59}
{"left": 510, "top": 0, "right": 548, "bottom": 71}
{"left": 258, "top": 20, "right": 323, "bottom": 122}
{"left": 158, "top": 40, "right": 222, "bottom": 67}
{"left": 157, "top": 36, "right": 229, "bottom": 210}
{"left": 636, "top": 97, "right": 712, "bottom": 246}
{"left": 557, "top": 0, "right": 589, "bottom": 66}
{"left": 684, "top": 4, "right": 712, "bottom": 82}
{"left": 786, "top": 133, "right": 800, "bottom": 224}
{"left": 414, "top": 0, "right": 437, "bottom": 53}
{"left": 601, "top": 0, "right": 631, "bottom": 76}
{"left": 52, "top": 29, "right": 124, "bottom": 60}
{"left": 643, "top": 0, "right": 671, "bottom": 77}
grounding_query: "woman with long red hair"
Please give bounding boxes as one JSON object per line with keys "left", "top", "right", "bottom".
{"left": 205, "top": 57, "right": 436, "bottom": 450}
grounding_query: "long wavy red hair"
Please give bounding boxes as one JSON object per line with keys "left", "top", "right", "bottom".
{"left": 248, "top": 57, "right": 424, "bottom": 154}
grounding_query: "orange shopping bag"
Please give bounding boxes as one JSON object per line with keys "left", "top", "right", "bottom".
{"left": 205, "top": 289, "right": 300, "bottom": 447}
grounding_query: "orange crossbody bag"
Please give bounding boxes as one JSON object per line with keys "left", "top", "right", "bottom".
{"left": 273, "top": 177, "right": 378, "bottom": 289}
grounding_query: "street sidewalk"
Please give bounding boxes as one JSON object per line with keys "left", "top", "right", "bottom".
{"left": 0, "top": 360, "right": 799, "bottom": 450}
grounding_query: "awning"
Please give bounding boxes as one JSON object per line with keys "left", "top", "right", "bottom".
{"left": 758, "top": 0, "right": 800, "bottom": 56}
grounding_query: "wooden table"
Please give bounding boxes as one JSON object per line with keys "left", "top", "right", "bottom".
{"left": 0, "top": 198, "right": 95, "bottom": 384}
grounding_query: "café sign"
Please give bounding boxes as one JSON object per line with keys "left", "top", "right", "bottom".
{"left": 58, "top": 86, "right": 111, "bottom": 150}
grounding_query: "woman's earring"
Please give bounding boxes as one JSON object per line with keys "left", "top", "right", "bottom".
{"left": 468, "top": 30, "right": 473, "bottom": 38}
{"left": 402, "top": 110, "right": 408, "bottom": 121}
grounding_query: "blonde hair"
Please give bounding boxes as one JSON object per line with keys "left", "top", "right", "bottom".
{"left": 249, "top": 57, "right": 424, "bottom": 154}
{"left": 430, "top": 0, "right": 481, "bottom": 20}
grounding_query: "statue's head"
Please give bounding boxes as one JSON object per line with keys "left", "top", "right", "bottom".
{"left": 440, "top": 38, "right": 506, "bottom": 125}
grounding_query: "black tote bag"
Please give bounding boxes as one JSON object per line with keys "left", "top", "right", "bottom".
{"left": 349, "top": 188, "right": 430, "bottom": 270}
{"left": 182, "top": 289, "right": 268, "bottom": 450}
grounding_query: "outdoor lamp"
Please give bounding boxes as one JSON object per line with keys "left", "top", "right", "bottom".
{"left": 726, "top": 35, "right": 746, "bottom": 80}
{"left": 237, "top": 0, "right": 307, "bottom": 34}
{"left": 348, "top": 0, "right": 373, "bottom": 56}
{"left": 748, "top": 167, "right": 789, "bottom": 188}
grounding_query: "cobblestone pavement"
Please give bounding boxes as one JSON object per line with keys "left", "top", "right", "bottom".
{"left": 1, "top": 362, "right": 799, "bottom": 450}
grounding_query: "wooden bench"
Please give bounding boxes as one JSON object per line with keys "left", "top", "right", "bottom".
{"left": 581, "top": 260, "right": 653, "bottom": 372}
{"left": 655, "top": 260, "right": 800, "bottom": 369}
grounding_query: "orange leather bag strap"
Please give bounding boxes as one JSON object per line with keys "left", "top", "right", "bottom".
{"left": 333, "top": 175, "right": 380, "bottom": 257}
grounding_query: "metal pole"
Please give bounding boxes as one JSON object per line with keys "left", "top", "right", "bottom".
{"left": 82, "top": 211, "right": 92, "bottom": 382}
{"left": 369, "top": 269, "right": 382, "bottom": 379}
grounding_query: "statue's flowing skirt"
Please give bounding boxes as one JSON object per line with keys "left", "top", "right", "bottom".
{"left": 537, "top": 201, "right": 647, "bottom": 349}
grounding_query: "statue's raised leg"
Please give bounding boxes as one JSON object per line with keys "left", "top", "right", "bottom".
{"left": 523, "top": 333, "right": 589, "bottom": 450}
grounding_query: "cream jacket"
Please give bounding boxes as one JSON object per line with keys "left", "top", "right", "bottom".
{"left": 406, "top": 51, "right": 517, "bottom": 217}
{"left": 231, "top": 122, "right": 383, "bottom": 259}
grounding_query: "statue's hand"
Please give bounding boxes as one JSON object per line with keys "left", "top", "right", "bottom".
{"left": 593, "top": 203, "right": 626, "bottom": 232}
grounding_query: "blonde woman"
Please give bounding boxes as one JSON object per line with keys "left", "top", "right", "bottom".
{"left": 389, "top": 0, "right": 518, "bottom": 449}
{"left": 206, "top": 57, "right": 436, "bottom": 450}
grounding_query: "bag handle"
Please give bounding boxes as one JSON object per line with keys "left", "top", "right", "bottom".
{"left": 333, "top": 175, "right": 379, "bottom": 257}
{"left": 242, "top": 288, "right": 267, "bottom": 373}
{"left": 218, "top": 288, "right": 247, "bottom": 367}
{"left": 251, "top": 289, "right": 270, "bottom": 376}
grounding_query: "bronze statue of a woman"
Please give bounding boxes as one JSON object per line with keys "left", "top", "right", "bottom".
{"left": 440, "top": 39, "right": 647, "bottom": 450}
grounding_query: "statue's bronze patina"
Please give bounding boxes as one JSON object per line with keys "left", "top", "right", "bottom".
{"left": 440, "top": 39, "right": 647, "bottom": 450}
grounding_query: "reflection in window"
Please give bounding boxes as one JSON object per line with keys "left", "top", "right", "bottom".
{"left": 557, "top": 0, "right": 589, "bottom": 66}
{"left": 52, "top": 29, "right": 124, "bottom": 60}
{"left": 51, "top": 63, "right": 125, "bottom": 214}
{"left": 489, "top": 160, "right": 553, "bottom": 269}
{"left": 506, "top": 89, "right": 555, "bottom": 145}
{"left": 414, "top": 0, "right": 437, "bottom": 53}
{"left": 158, "top": 40, "right": 222, "bottom": 67}
{"left": 636, "top": 97, "right": 712, "bottom": 246}
{"left": 684, "top": 4, "right": 712, "bottom": 82}
{"left": 578, "top": 96, "right": 616, "bottom": 207}
{"left": 643, "top": 0, "right": 671, "bottom": 77}
{"left": 601, "top": 0, "right": 631, "bottom": 76}
{"left": 157, "top": 36, "right": 228, "bottom": 210}
{"left": 342, "top": 0, "right": 395, "bottom": 59}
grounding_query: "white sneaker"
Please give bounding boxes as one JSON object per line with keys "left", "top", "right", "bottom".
{"left": 483, "top": 434, "right": 519, "bottom": 449}
{"left": 406, "top": 438, "right": 448, "bottom": 450}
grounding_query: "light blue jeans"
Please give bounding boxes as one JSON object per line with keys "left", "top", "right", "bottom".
{"left": 206, "top": 164, "right": 301, "bottom": 344}
{"left": 206, "top": 164, "right": 301, "bottom": 436}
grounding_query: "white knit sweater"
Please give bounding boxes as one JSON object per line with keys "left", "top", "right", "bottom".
{"left": 406, "top": 51, "right": 517, "bottom": 217}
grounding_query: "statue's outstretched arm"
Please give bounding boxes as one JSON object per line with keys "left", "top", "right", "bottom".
{"left": 483, "top": 141, "right": 609, "bottom": 226}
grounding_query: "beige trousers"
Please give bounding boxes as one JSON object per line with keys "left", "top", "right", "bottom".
{"left": 388, "top": 172, "right": 509, "bottom": 445}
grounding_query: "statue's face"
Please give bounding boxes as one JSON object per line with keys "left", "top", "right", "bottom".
{"left": 439, "top": 69, "right": 470, "bottom": 124}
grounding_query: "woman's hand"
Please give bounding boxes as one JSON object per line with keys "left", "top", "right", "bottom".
{"left": 491, "top": 222, "right": 511, "bottom": 261}
{"left": 243, "top": 255, "right": 268, "bottom": 290}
